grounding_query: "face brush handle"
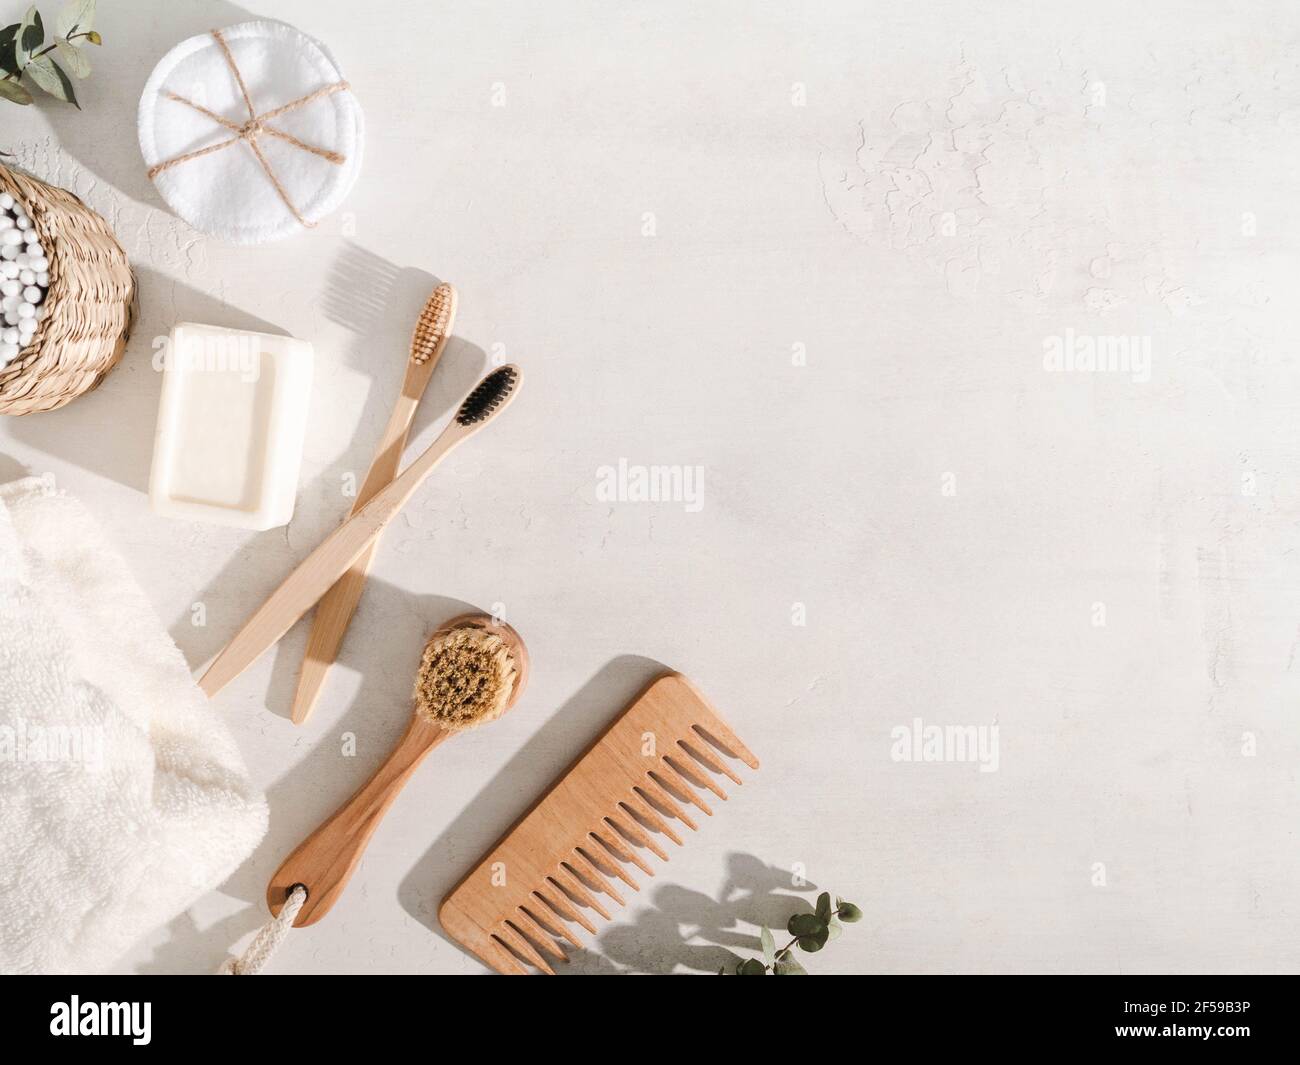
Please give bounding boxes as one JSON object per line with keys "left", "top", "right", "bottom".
{"left": 267, "top": 714, "right": 451, "bottom": 926}
{"left": 197, "top": 365, "right": 522, "bottom": 698}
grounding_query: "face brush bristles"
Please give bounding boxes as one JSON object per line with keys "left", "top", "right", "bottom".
{"left": 415, "top": 625, "right": 518, "bottom": 731}
{"left": 411, "top": 283, "right": 456, "bottom": 363}
{"left": 457, "top": 365, "right": 518, "bottom": 425}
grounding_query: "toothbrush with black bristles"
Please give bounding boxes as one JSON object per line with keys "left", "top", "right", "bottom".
{"left": 198, "top": 365, "right": 522, "bottom": 698}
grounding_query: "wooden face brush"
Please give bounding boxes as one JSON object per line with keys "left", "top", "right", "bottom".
{"left": 198, "top": 364, "right": 522, "bottom": 697}
{"left": 292, "top": 283, "right": 457, "bottom": 726}
{"left": 268, "top": 614, "right": 530, "bottom": 926}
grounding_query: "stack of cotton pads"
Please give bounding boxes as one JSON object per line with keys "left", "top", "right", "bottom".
{"left": 138, "top": 20, "right": 365, "bottom": 245}
{"left": 0, "top": 192, "right": 48, "bottom": 368}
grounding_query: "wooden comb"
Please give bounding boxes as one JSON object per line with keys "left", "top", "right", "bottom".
{"left": 438, "top": 672, "right": 759, "bottom": 974}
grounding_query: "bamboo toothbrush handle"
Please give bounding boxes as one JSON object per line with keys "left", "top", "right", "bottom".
{"left": 290, "top": 544, "right": 380, "bottom": 720}
{"left": 291, "top": 391, "right": 424, "bottom": 726}
{"left": 268, "top": 715, "right": 450, "bottom": 926}
{"left": 198, "top": 425, "right": 470, "bottom": 698}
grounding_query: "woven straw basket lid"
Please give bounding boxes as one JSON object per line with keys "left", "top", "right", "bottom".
{"left": 0, "top": 164, "right": 135, "bottom": 416}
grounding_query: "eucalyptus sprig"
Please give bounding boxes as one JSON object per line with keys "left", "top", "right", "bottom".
{"left": 723, "top": 891, "right": 863, "bottom": 975}
{"left": 0, "top": 1, "right": 101, "bottom": 109}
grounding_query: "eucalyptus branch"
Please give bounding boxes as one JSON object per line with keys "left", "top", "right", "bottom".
{"left": 0, "top": 2, "right": 103, "bottom": 108}
{"left": 722, "top": 891, "right": 864, "bottom": 976}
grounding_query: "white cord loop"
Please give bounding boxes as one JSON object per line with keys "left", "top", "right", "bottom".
{"left": 218, "top": 885, "right": 307, "bottom": 975}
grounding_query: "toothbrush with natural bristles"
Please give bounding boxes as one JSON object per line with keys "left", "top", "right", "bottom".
{"left": 291, "top": 283, "right": 458, "bottom": 726}
{"left": 199, "top": 365, "right": 523, "bottom": 698}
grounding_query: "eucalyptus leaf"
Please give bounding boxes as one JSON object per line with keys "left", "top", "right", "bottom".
{"left": 759, "top": 926, "right": 776, "bottom": 964}
{"left": 787, "top": 912, "right": 825, "bottom": 938}
{"left": 815, "top": 892, "right": 832, "bottom": 922}
{"left": 54, "top": 38, "right": 88, "bottom": 78}
{"left": 838, "top": 902, "right": 863, "bottom": 923}
{"left": 797, "top": 926, "right": 830, "bottom": 952}
{"left": 737, "top": 958, "right": 767, "bottom": 975}
{"left": 827, "top": 918, "right": 842, "bottom": 941}
{"left": 24, "top": 54, "right": 78, "bottom": 107}
{"left": 54, "top": 0, "right": 94, "bottom": 39}
{"left": 774, "top": 955, "right": 808, "bottom": 975}
{"left": 18, "top": 7, "right": 42, "bottom": 58}
{"left": 0, "top": 77, "right": 32, "bottom": 104}
{"left": 0, "top": 25, "right": 18, "bottom": 75}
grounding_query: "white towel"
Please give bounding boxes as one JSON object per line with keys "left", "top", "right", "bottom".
{"left": 138, "top": 20, "right": 364, "bottom": 244}
{"left": 0, "top": 475, "right": 267, "bottom": 974}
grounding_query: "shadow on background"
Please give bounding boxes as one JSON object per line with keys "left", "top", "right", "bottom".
{"left": 0, "top": 452, "right": 29, "bottom": 482}
{"left": 315, "top": 243, "right": 490, "bottom": 450}
{"left": 584, "top": 853, "right": 819, "bottom": 975}
{"left": 416, "top": 849, "right": 819, "bottom": 977}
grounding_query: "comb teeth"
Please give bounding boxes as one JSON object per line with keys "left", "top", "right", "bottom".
{"left": 455, "top": 365, "right": 519, "bottom": 425}
{"left": 410, "top": 283, "right": 456, "bottom": 363}
{"left": 439, "top": 674, "right": 758, "bottom": 975}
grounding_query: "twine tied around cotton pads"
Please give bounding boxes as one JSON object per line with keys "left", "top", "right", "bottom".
{"left": 146, "top": 28, "right": 350, "bottom": 230}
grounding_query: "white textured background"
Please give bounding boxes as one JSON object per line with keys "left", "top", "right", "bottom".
{"left": 3, "top": 0, "right": 1299, "bottom": 974}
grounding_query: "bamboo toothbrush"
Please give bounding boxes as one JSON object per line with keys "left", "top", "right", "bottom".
{"left": 268, "top": 613, "right": 530, "bottom": 926}
{"left": 292, "top": 283, "right": 458, "bottom": 726}
{"left": 198, "top": 365, "right": 523, "bottom": 698}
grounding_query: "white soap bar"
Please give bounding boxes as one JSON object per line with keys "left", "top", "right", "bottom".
{"left": 149, "top": 323, "right": 313, "bottom": 530}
